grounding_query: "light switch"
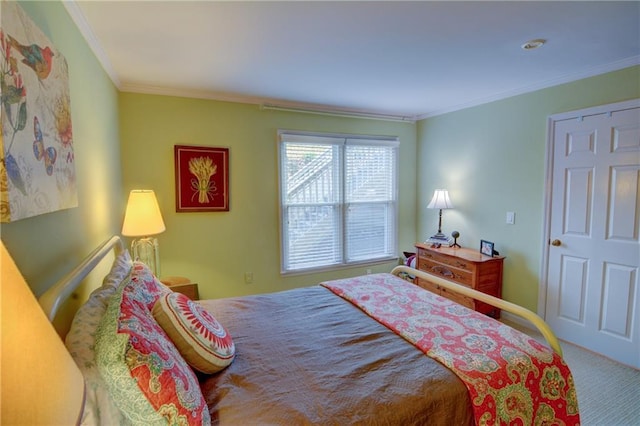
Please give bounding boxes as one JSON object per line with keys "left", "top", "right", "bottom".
{"left": 506, "top": 211, "right": 515, "bottom": 225}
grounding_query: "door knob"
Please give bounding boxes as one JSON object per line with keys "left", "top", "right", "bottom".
{"left": 551, "top": 239, "right": 562, "bottom": 246}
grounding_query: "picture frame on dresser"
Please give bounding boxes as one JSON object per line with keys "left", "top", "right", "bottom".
{"left": 480, "top": 240, "right": 494, "bottom": 257}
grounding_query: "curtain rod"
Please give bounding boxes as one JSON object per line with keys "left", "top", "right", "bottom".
{"left": 261, "top": 103, "right": 416, "bottom": 123}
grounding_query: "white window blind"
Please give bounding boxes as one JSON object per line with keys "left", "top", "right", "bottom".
{"left": 279, "top": 131, "right": 398, "bottom": 273}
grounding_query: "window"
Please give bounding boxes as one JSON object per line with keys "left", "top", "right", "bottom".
{"left": 279, "top": 131, "right": 399, "bottom": 273}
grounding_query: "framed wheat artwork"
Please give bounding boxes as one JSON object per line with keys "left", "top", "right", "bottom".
{"left": 174, "top": 145, "right": 229, "bottom": 212}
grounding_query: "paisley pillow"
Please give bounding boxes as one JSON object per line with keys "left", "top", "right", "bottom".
{"left": 153, "top": 292, "right": 235, "bottom": 374}
{"left": 95, "top": 263, "right": 210, "bottom": 425}
{"left": 127, "top": 261, "right": 171, "bottom": 309}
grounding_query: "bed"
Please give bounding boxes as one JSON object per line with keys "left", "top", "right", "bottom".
{"left": 40, "top": 236, "right": 580, "bottom": 425}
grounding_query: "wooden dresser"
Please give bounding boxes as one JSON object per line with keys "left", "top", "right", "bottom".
{"left": 414, "top": 243, "right": 504, "bottom": 318}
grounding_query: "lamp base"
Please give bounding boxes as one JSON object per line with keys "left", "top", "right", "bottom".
{"left": 426, "top": 232, "right": 453, "bottom": 245}
{"left": 131, "top": 237, "right": 161, "bottom": 277}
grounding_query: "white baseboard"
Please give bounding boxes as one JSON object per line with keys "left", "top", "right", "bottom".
{"left": 501, "top": 311, "right": 538, "bottom": 333}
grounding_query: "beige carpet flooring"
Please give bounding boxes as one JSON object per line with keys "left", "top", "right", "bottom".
{"left": 503, "top": 320, "right": 640, "bottom": 426}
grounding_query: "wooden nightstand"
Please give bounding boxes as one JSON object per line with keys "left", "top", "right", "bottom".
{"left": 160, "top": 276, "right": 200, "bottom": 300}
{"left": 414, "top": 243, "right": 504, "bottom": 318}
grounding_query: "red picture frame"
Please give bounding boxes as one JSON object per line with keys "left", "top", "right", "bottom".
{"left": 174, "top": 145, "right": 229, "bottom": 212}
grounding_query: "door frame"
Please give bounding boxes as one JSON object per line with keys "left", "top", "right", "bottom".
{"left": 537, "top": 98, "right": 640, "bottom": 318}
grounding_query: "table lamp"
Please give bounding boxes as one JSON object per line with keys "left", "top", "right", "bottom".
{"left": 122, "top": 189, "right": 166, "bottom": 277}
{"left": 426, "top": 189, "right": 454, "bottom": 243}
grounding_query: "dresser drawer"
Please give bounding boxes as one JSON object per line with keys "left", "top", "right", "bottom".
{"left": 439, "top": 287, "right": 474, "bottom": 309}
{"left": 416, "top": 277, "right": 439, "bottom": 294}
{"left": 418, "top": 258, "right": 473, "bottom": 287}
{"left": 417, "top": 277, "right": 474, "bottom": 309}
{"left": 418, "top": 248, "right": 474, "bottom": 272}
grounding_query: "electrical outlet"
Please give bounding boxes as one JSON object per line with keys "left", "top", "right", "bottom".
{"left": 244, "top": 272, "right": 254, "bottom": 284}
{"left": 506, "top": 211, "right": 515, "bottom": 225}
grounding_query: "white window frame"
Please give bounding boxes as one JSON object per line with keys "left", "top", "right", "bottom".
{"left": 278, "top": 130, "right": 399, "bottom": 274}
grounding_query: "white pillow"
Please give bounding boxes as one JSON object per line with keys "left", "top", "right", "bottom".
{"left": 65, "top": 249, "right": 133, "bottom": 425}
{"left": 101, "top": 248, "right": 133, "bottom": 288}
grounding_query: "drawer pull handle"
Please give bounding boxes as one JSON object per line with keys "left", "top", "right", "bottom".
{"left": 455, "top": 261, "right": 468, "bottom": 268}
{"left": 431, "top": 266, "right": 454, "bottom": 278}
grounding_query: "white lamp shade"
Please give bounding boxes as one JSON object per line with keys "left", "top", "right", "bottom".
{"left": 122, "top": 190, "right": 166, "bottom": 237}
{"left": 427, "top": 189, "right": 454, "bottom": 209}
{"left": 1, "top": 242, "right": 85, "bottom": 424}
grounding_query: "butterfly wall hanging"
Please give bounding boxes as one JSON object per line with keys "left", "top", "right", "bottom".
{"left": 1, "top": 2, "right": 77, "bottom": 222}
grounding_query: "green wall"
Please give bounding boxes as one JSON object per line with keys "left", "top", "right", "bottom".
{"left": 119, "top": 94, "right": 417, "bottom": 299}
{"left": 417, "top": 66, "right": 640, "bottom": 311}
{"left": 2, "top": 0, "right": 637, "bottom": 319}
{"left": 1, "top": 0, "right": 123, "bottom": 308}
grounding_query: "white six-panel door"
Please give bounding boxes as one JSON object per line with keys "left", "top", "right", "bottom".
{"left": 544, "top": 99, "right": 640, "bottom": 368}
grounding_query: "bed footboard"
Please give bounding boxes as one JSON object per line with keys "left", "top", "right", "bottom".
{"left": 391, "top": 265, "right": 563, "bottom": 356}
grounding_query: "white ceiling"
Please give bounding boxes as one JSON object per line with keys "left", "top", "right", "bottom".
{"left": 66, "top": 1, "right": 640, "bottom": 120}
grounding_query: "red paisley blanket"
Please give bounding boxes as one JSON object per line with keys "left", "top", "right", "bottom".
{"left": 321, "top": 273, "right": 580, "bottom": 426}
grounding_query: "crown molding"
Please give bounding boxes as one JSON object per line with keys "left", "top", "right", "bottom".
{"left": 119, "top": 83, "right": 417, "bottom": 122}
{"left": 261, "top": 103, "right": 415, "bottom": 122}
{"left": 62, "top": 1, "right": 121, "bottom": 88}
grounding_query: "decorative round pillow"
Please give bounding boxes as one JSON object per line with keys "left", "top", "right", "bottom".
{"left": 152, "top": 292, "right": 235, "bottom": 374}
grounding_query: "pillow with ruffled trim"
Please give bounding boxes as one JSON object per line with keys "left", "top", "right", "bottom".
{"left": 153, "top": 292, "right": 235, "bottom": 374}
{"left": 65, "top": 248, "right": 133, "bottom": 425}
{"left": 95, "top": 263, "right": 210, "bottom": 425}
{"left": 101, "top": 248, "right": 133, "bottom": 288}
